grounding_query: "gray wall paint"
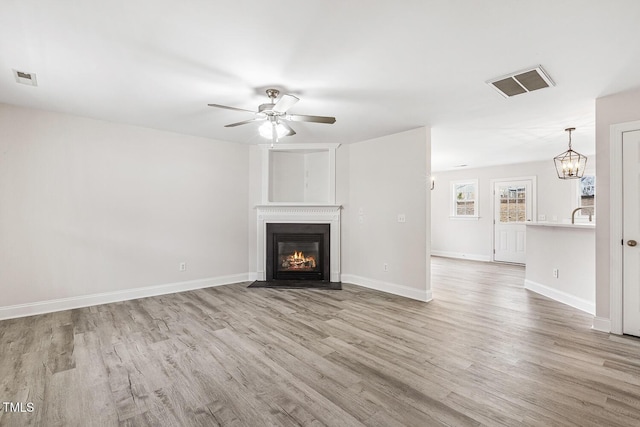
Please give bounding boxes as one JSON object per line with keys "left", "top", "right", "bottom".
{"left": 304, "top": 151, "right": 329, "bottom": 202}
{"left": 526, "top": 225, "right": 595, "bottom": 311}
{"left": 341, "top": 128, "right": 430, "bottom": 293}
{"left": 0, "top": 103, "right": 250, "bottom": 307}
{"left": 269, "top": 151, "right": 305, "bottom": 202}
{"left": 268, "top": 150, "right": 330, "bottom": 203}
{"left": 247, "top": 146, "right": 262, "bottom": 277}
{"left": 431, "top": 159, "right": 590, "bottom": 260}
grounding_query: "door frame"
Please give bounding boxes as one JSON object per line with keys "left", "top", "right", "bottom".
{"left": 610, "top": 120, "right": 640, "bottom": 334}
{"left": 490, "top": 176, "right": 537, "bottom": 262}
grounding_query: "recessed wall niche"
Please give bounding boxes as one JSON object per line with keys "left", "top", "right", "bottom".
{"left": 260, "top": 143, "right": 340, "bottom": 204}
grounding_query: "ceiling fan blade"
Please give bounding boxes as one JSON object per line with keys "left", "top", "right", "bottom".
{"left": 224, "top": 117, "right": 266, "bottom": 128}
{"left": 272, "top": 94, "right": 300, "bottom": 113}
{"left": 279, "top": 121, "right": 296, "bottom": 136}
{"left": 208, "top": 103, "right": 257, "bottom": 114}
{"left": 286, "top": 114, "right": 336, "bottom": 124}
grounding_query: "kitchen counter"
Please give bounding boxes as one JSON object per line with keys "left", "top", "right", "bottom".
{"left": 526, "top": 222, "right": 595, "bottom": 229}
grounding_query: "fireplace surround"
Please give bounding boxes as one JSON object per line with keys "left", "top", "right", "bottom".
{"left": 255, "top": 205, "right": 341, "bottom": 282}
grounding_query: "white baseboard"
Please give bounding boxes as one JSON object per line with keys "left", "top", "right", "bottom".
{"left": 341, "top": 274, "right": 432, "bottom": 302}
{"left": 0, "top": 273, "right": 251, "bottom": 321}
{"left": 248, "top": 272, "right": 258, "bottom": 281}
{"left": 524, "top": 279, "right": 595, "bottom": 315}
{"left": 431, "top": 250, "right": 491, "bottom": 262}
{"left": 592, "top": 316, "right": 611, "bottom": 333}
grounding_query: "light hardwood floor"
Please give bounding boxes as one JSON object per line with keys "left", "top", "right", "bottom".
{"left": 1, "top": 257, "right": 640, "bottom": 426}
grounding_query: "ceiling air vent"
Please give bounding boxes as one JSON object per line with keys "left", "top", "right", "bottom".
{"left": 487, "top": 66, "right": 554, "bottom": 98}
{"left": 13, "top": 69, "right": 38, "bottom": 87}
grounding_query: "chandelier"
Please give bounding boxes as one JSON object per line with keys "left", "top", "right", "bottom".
{"left": 553, "top": 127, "right": 587, "bottom": 179}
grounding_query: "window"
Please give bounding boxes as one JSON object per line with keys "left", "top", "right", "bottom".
{"left": 451, "top": 180, "right": 478, "bottom": 218}
{"left": 578, "top": 175, "right": 595, "bottom": 217}
{"left": 498, "top": 185, "right": 527, "bottom": 223}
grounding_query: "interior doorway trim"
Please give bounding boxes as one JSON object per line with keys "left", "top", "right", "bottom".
{"left": 610, "top": 119, "right": 640, "bottom": 335}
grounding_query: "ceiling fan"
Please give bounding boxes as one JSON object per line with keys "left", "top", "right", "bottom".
{"left": 208, "top": 89, "right": 336, "bottom": 142}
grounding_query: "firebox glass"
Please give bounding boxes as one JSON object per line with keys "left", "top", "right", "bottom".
{"left": 277, "top": 241, "right": 320, "bottom": 272}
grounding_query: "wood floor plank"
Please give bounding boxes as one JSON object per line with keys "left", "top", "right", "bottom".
{"left": 2, "top": 256, "right": 640, "bottom": 426}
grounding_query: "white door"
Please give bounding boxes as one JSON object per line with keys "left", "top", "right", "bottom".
{"left": 493, "top": 179, "right": 534, "bottom": 264}
{"left": 623, "top": 129, "right": 640, "bottom": 336}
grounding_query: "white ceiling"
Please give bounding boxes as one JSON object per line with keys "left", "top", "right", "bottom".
{"left": 1, "top": 1, "right": 640, "bottom": 171}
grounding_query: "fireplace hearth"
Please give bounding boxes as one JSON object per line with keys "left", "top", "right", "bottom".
{"left": 266, "top": 223, "right": 330, "bottom": 281}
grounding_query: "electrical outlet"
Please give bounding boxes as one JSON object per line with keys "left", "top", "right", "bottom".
{"left": 383, "top": 263, "right": 389, "bottom": 272}
{"left": 553, "top": 268, "right": 559, "bottom": 278}
{"left": 397, "top": 214, "right": 406, "bottom": 223}
{"left": 179, "top": 262, "right": 187, "bottom": 272}
{"left": 538, "top": 214, "right": 546, "bottom": 221}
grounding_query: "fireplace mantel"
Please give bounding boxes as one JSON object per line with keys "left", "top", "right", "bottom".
{"left": 256, "top": 204, "right": 341, "bottom": 282}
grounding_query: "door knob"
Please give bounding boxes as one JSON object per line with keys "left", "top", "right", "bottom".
{"left": 628, "top": 240, "right": 637, "bottom": 247}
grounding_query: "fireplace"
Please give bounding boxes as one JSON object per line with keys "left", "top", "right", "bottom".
{"left": 255, "top": 205, "right": 341, "bottom": 283}
{"left": 266, "top": 223, "right": 330, "bottom": 281}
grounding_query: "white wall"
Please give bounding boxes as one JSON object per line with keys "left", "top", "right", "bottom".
{"left": 0, "top": 104, "right": 250, "bottom": 316}
{"left": 247, "top": 145, "right": 262, "bottom": 280}
{"left": 336, "top": 144, "right": 350, "bottom": 269}
{"left": 431, "top": 159, "right": 589, "bottom": 261}
{"left": 525, "top": 225, "right": 595, "bottom": 314}
{"left": 595, "top": 86, "right": 640, "bottom": 324}
{"left": 341, "top": 128, "right": 431, "bottom": 301}
{"left": 269, "top": 151, "right": 304, "bottom": 202}
{"left": 268, "top": 150, "right": 330, "bottom": 203}
{"left": 304, "top": 151, "right": 329, "bottom": 202}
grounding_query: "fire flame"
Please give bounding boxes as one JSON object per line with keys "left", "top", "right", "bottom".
{"left": 282, "top": 250, "right": 316, "bottom": 269}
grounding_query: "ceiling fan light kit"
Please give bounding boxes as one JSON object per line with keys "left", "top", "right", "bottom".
{"left": 554, "top": 127, "right": 587, "bottom": 179}
{"left": 208, "top": 88, "right": 336, "bottom": 145}
{"left": 259, "top": 121, "right": 289, "bottom": 139}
